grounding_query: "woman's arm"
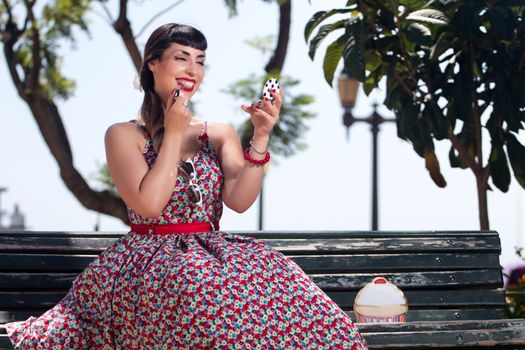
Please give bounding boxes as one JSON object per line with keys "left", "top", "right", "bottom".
{"left": 220, "top": 88, "right": 283, "bottom": 213}
{"left": 105, "top": 90, "right": 191, "bottom": 218}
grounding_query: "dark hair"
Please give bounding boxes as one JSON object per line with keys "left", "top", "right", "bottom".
{"left": 139, "top": 23, "right": 207, "bottom": 152}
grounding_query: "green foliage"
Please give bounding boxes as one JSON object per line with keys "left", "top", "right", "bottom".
{"left": 222, "top": 0, "right": 238, "bottom": 17}
{"left": 304, "top": 8, "right": 353, "bottom": 43}
{"left": 222, "top": 0, "right": 275, "bottom": 17}
{"left": 405, "top": 9, "right": 449, "bottom": 26}
{"left": 323, "top": 35, "right": 346, "bottom": 87}
{"left": 308, "top": 19, "right": 347, "bottom": 60}
{"left": 305, "top": 0, "right": 525, "bottom": 194}
{"left": 507, "top": 133, "right": 525, "bottom": 188}
{"left": 342, "top": 13, "right": 365, "bottom": 81}
{"left": 222, "top": 73, "right": 316, "bottom": 158}
{"left": 2, "top": 0, "right": 92, "bottom": 99}
{"left": 0, "top": 3, "right": 6, "bottom": 28}
{"left": 245, "top": 35, "right": 276, "bottom": 56}
{"left": 92, "top": 162, "right": 116, "bottom": 194}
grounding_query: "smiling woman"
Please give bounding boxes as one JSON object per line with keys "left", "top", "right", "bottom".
{"left": 3, "top": 23, "right": 367, "bottom": 349}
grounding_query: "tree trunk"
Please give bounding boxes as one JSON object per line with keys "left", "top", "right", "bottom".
{"left": 2, "top": 21, "right": 129, "bottom": 224}
{"left": 257, "top": 0, "right": 291, "bottom": 230}
{"left": 264, "top": 0, "right": 291, "bottom": 73}
{"left": 240, "top": 0, "right": 292, "bottom": 150}
{"left": 114, "top": 0, "right": 142, "bottom": 72}
{"left": 476, "top": 174, "right": 490, "bottom": 230}
{"left": 25, "top": 96, "right": 129, "bottom": 223}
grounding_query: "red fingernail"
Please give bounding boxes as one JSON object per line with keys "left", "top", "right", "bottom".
{"left": 271, "top": 89, "right": 276, "bottom": 93}
{"left": 264, "top": 97, "right": 269, "bottom": 102}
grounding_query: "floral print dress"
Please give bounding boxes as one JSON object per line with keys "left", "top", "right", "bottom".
{"left": 4, "top": 122, "right": 367, "bottom": 349}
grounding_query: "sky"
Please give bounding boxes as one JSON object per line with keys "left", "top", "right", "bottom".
{"left": 1, "top": 0, "right": 524, "bottom": 266}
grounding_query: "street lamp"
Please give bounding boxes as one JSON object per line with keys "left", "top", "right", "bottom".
{"left": 338, "top": 74, "right": 395, "bottom": 230}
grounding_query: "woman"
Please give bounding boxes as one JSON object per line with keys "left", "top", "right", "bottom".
{"left": 4, "top": 23, "right": 367, "bottom": 349}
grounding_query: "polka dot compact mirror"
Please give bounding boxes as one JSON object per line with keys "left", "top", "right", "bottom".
{"left": 251, "top": 77, "right": 280, "bottom": 109}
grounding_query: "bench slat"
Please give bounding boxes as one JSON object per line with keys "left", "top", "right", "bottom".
{"left": 0, "top": 311, "right": 36, "bottom": 324}
{"left": 0, "top": 320, "right": 525, "bottom": 349}
{"left": 0, "top": 230, "right": 501, "bottom": 238}
{"left": 327, "top": 290, "right": 505, "bottom": 309}
{"left": 269, "top": 237, "right": 501, "bottom": 253}
{"left": 0, "top": 290, "right": 505, "bottom": 311}
{"left": 0, "top": 293, "right": 64, "bottom": 310}
{"left": 0, "top": 308, "right": 508, "bottom": 326}
{"left": 0, "top": 336, "right": 12, "bottom": 349}
{"left": 0, "top": 236, "right": 501, "bottom": 254}
{"left": 347, "top": 309, "right": 506, "bottom": 322}
{"left": 0, "top": 255, "right": 94, "bottom": 272}
{"left": 357, "top": 319, "right": 525, "bottom": 332}
{"left": 1, "top": 323, "right": 524, "bottom": 349}
{"left": 0, "top": 270, "right": 503, "bottom": 291}
{"left": 291, "top": 253, "right": 500, "bottom": 272}
{"left": 0, "top": 253, "right": 501, "bottom": 273}
{"left": 0, "top": 287, "right": 506, "bottom": 307}
{"left": 362, "top": 326, "right": 525, "bottom": 348}
{"left": 311, "top": 270, "right": 502, "bottom": 290}
{"left": 0, "top": 273, "right": 76, "bottom": 290}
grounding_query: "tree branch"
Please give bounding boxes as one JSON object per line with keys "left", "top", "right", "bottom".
{"left": 22, "top": 0, "right": 40, "bottom": 91}
{"left": 91, "top": 9, "right": 114, "bottom": 27}
{"left": 3, "top": 40, "right": 24, "bottom": 93}
{"left": 135, "top": 0, "right": 185, "bottom": 39}
{"left": 97, "top": 0, "right": 114, "bottom": 24}
{"left": 1, "top": 0, "right": 14, "bottom": 25}
{"left": 21, "top": 11, "right": 30, "bottom": 33}
{"left": 27, "top": 98, "right": 128, "bottom": 222}
{"left": 469, "top": 39, "right": 483, "bottom": 168}
{"left": 113, "top": 0, "right": 142, "bottom": 71}
{"left": 481, "top": 165, "right": 490, "bottom": 190}
{"left": 393, "top": 70, "right": 415, "bottom": 96}
{"left": 448, "top": 130, "right": 482, "bottom": 176}
{"left": 518, "top": 50, "right": 525, "bottom": 71}
{"left": 264, "top": 0, "right": 291, "bottom": 73}
{"left": 2, "top": 2, "right": 24, "bottom": 94}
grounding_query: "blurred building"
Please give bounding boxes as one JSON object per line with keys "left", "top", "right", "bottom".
{"left": 9, "top": 204, "right": 25, "bottom": 230}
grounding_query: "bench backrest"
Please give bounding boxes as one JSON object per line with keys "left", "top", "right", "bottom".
{"left": 0, "top": 230, "right": 504, "bottom": 324}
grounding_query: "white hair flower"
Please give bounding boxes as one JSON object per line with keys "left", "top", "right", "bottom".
{"left": 133, "top": 74, "right": 142, "bottom": 92}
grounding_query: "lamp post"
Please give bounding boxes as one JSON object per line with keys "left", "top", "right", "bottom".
{"left": 258, "top": 163, "right": 271, "bottom": 230}
{"left": 0, "top": 187, "right": 7, "bottom": 228}
{"left": 338, "top": 74, "right": 395, "bottom": 230}
{"left": 259, "top": 184, "right": 264, "bottom": 230}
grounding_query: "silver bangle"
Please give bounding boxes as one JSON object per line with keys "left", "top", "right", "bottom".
{"left": 249, "top": 137, "right": 267, "bottom": 155}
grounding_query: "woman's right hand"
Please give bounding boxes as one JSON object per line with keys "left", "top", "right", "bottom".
{"left": 163, "top": 88, "right": 192, "bottom": 136}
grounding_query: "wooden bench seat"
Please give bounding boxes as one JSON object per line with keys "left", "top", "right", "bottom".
{"left": 0, "top": 230, "right": 524, "bottom": 348}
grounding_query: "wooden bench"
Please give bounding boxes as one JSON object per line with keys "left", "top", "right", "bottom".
{"left": 0, "top": 230, "right": 524, "bottom": 349}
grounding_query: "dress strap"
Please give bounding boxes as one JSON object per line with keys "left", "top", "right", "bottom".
{"left": 129, "top": 119, "right": 151, "bottom": 138}
{"left": 198, "top": 121, "right": 208, "bottom": 142}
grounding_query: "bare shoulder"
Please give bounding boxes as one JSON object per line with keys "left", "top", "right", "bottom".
{"left": 105, "top": 121, "right": 147, "bottom": 152}
{"left": 206, "top": 121, "right": 239, "bottom": 146}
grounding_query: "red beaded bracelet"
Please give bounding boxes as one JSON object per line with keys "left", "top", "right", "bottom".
{"left": 244, "top": 147, "right": 271, "bottom": 166}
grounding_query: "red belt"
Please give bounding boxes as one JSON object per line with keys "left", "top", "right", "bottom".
{"left": 130, "top": 222, "right": 219, "bottom": 235}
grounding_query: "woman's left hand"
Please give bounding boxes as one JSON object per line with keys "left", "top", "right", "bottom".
{"left": 240, "top": 86, "right": 284, "bottom": 136}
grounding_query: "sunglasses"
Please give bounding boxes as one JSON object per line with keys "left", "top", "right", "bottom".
{"left": 178, "top": 158, "right": 203, "bottom": 206}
